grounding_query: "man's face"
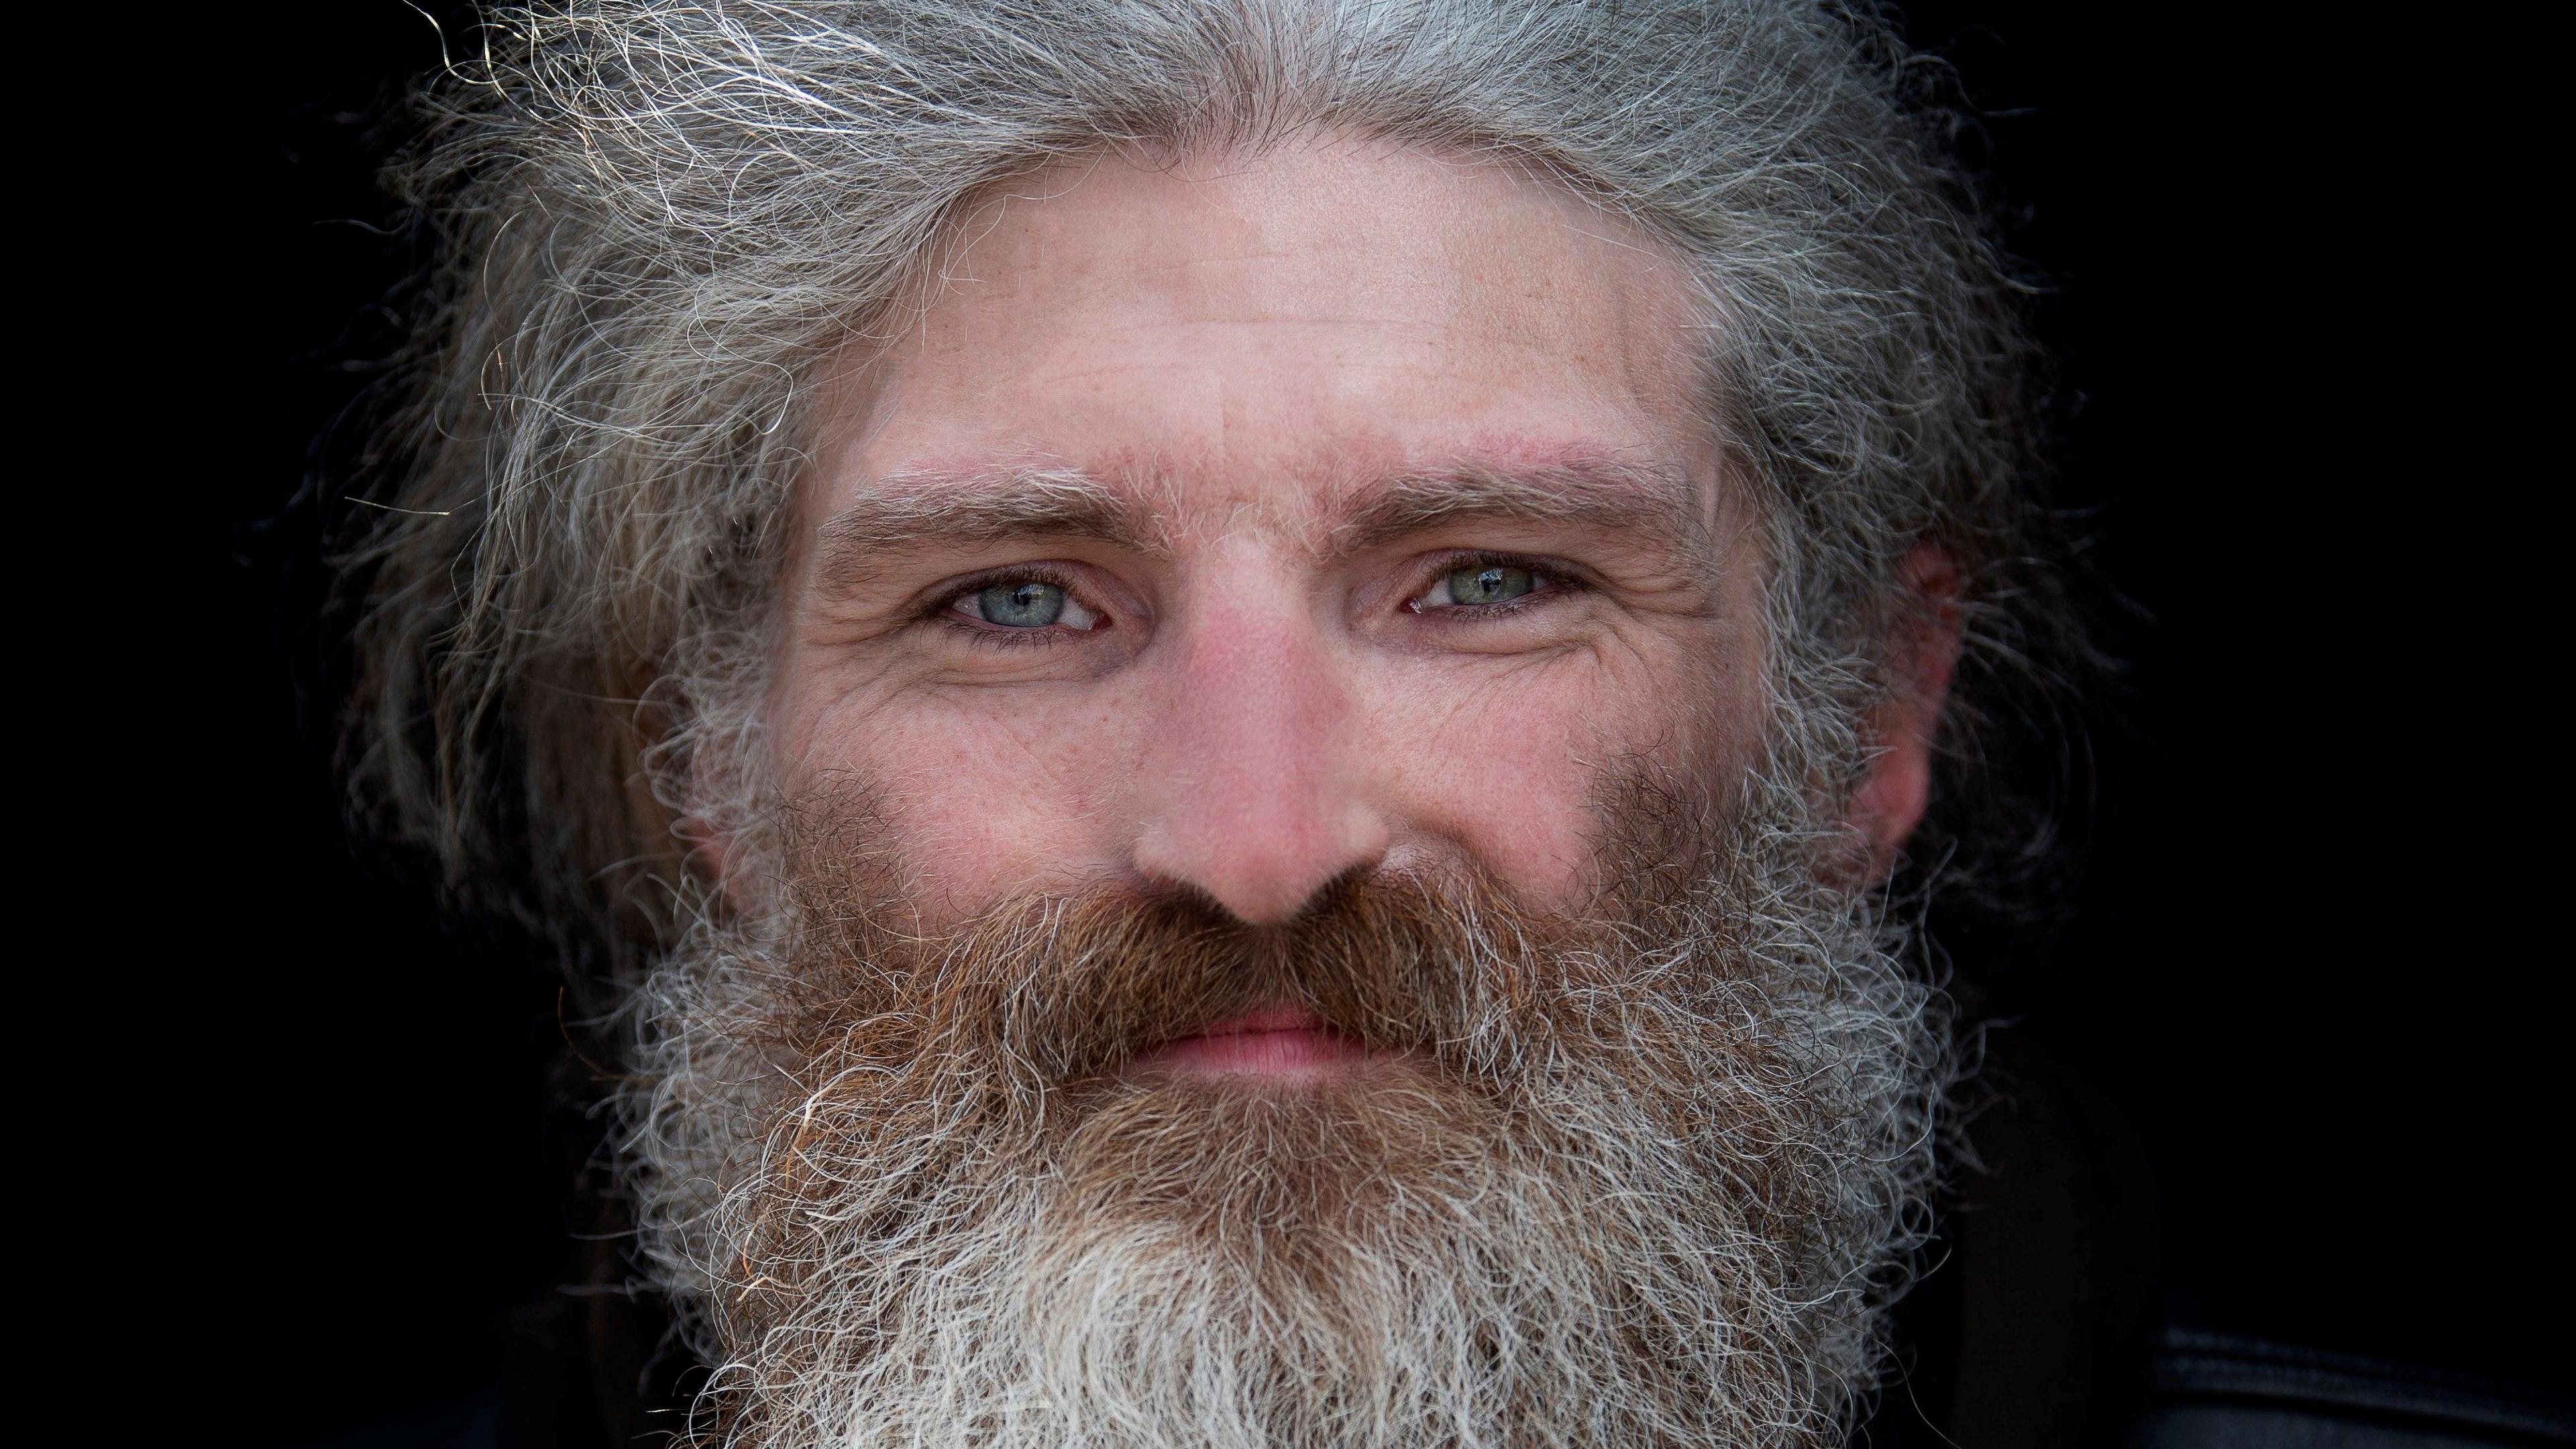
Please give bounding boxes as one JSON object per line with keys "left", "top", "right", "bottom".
{"left": 774, "top": 138, "right": 1764, "bottom": 953}
{"left": 634, "top": 137, "right": 1938, "bottom": 1448}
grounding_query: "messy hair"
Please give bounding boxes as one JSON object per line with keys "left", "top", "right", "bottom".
{"left": 342, "top": 0, "right": 2065, "bottom": 981}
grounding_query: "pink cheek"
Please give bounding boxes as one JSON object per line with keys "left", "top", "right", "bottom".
{"left": 887, "top": 720, "right": 1129, "bottom": 904}
{"left": 883, "top": 790, "right": 1067, "bottom": 913}
{"left": 1382, "top": 704, "right": 1611, "bottom": 906}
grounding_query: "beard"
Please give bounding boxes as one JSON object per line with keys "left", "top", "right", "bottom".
{"left": 616, "top": 767, "right": 1948, "bottom": 1448}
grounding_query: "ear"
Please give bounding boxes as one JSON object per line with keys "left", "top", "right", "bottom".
{"left": 1844, "top": 545, "right": 1965, "bottom": 878}
{"left": 614, "top": 659, "right": 748, "bottom": 918}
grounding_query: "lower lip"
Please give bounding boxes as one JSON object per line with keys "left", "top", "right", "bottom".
{"left": 1128, "top": 1011, "right": 1371, "bottom": 1078}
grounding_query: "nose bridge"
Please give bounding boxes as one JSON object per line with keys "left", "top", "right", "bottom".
{"left": 1130, "top": 575, "right": 1385, "bottom": 924}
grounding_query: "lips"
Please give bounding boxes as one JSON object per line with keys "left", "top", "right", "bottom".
{"left": 1127, "top": 1003, "right": 1370, "bottom": 1077}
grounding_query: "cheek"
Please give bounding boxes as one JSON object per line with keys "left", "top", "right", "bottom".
{"left": 777, "top": 675, "right": 1134, "bottom": 914}
{"left": 1364, "top": 643, "right": 1735, "bottom": 912}
{"left": 1382, "top": 718, "right": 1603, "bottom": 907}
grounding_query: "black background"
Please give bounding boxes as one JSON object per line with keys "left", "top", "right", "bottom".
{"left": 116, "top": 3, "right": 2559, "bottom": 1442}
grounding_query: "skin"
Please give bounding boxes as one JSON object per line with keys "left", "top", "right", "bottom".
{"left": 767, "top": 137, "right": 1949, "bottom": 1073}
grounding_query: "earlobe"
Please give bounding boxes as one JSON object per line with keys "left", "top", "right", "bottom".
{"left": 1845, "top": 545, "right": 1964, "bottom": 877}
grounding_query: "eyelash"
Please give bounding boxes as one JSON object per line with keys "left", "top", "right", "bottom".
{"left": 931, "top": 564, "right": 1100, "bottom": 649}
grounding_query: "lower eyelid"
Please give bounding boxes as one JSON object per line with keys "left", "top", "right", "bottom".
{"left": 943, "top": 616, "right": 1073, "bottom": 648}
{"left": 1452, "top": 590, "right": 1554, "bottom": 614}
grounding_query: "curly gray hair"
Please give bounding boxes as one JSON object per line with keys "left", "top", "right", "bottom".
{"left": 343, "top": 0, "right": 2059, "bottom": 976}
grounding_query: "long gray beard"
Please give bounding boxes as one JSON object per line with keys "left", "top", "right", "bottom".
{"left": 614, "top": 788, "right": 1948, "bottom": 1448}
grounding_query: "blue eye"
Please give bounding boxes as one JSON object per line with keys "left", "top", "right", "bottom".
{"left": 978, "top": 580, "right": 1066, "bottom": 627}
{"left": 1407, "top": 556, "right": 1572, "bottom": 617}
{"left": 1445, "top": 563, "right": 1536, "bottom": 606}
{"left": 955, "top": 576, "right": 1102, "bottom": 631}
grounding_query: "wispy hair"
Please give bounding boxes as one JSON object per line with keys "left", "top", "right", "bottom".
{"left": 340, "top": 0, "right": 2070, "bottom": 975}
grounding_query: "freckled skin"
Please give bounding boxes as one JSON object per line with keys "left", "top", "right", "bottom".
{"left": 773, "top": 139, "right": 1774, "bottom": 931}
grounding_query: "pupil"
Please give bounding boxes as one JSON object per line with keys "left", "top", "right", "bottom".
{"left": 979, "top": 580, "right": 1065, "bottom": 627}
{"left": 1450, "top": 563, "right": 1534, "bottom": 605}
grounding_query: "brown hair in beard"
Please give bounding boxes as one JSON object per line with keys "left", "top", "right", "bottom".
{"left": 651, "top": 767, "right": 1929, "bottom": 1447}
{"left": 721, "top": 771, "right": 1788, "bottom": 1287}
{"left": 758, "top": 765, "right": 1730, "bottom": 1103}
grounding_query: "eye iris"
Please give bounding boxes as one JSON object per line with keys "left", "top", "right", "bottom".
{"left": 1448, "top": 564, "right": 1534, "bottom": 606}
{"left": 979, "top": 580, "right": 1065, "bottom": 627}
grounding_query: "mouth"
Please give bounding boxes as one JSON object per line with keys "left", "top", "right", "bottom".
{"left": 1125, "top": 1003, "right": 1375, "bottom": 1079}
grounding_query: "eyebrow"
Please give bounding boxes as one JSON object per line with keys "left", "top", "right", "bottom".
{"left": 1328, "top": 459, "right": 1705, "bottom": 559}
{"left": 806, "top": 455, "right": 1707, "bottom": 596}
{"left": 809, "top": 466, "right": 1165, "bottom": 594}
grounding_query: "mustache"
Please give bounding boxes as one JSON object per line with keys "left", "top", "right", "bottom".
{"left": 771, "top": 860, "right": 1622, "bottom": 1091}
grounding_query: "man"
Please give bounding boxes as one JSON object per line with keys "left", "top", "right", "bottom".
{"left": 335, "top": 3, "right": 2528, "bottom": 1446}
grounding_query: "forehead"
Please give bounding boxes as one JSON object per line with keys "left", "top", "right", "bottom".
{"left": 812, "top": 136, "right": 1717, "bottom": 532}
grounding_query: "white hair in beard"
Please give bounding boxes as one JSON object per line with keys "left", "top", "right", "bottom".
{"left": 618, "top": 731, "right": 1947, "bottom": 1449}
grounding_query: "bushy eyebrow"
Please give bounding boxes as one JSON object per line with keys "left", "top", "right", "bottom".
{"left": 1327, "top": 460, "right": 1705, "bottom": 559}
{"left": 805, "top": 455, "right": 1707, "bottom": 598}
{"left": 808, "top": 466, "right": 1167, "bottom": 596}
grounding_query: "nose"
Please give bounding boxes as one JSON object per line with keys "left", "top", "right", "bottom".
{"left": 1128, "top": 592, "right": 1389, "bottom": 926}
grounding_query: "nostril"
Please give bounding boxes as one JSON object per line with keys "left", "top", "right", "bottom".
{"left": 1130, "top": 804, "right": 1389, "bottom": 928}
